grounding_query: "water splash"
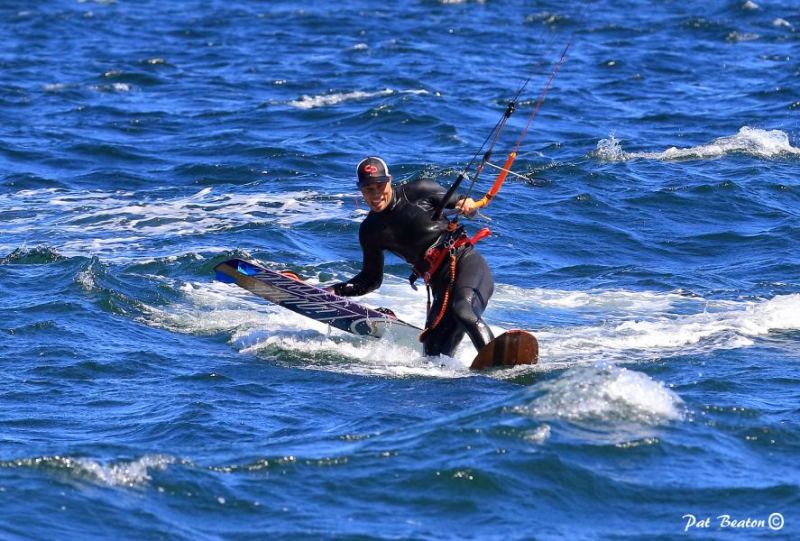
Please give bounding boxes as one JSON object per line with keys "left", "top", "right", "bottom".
{"left": 593, "top": 133, "right": 630, "bottom": 162}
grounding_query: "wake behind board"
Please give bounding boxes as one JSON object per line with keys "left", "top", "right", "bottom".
{"left": 214, "top": 258, "right": 422, "bottom": 348}
{"left": 470, "top": 330, "right": 538, "bottom": 370}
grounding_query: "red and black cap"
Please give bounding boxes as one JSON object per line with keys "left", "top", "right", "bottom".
{"left": 356, "top": 156, "right": 392, "bottom": 188}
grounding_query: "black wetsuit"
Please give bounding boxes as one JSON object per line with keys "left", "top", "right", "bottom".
{"left": 332, "top": 180, "right": 494, "bottom": 357}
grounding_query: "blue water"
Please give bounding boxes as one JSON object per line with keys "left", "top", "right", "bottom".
{"left": 2, "top": 1, "right": 799, "bottom": 539}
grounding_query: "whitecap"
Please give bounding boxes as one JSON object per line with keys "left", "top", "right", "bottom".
{"left": 523, "top": 424, "right": 551, "bottom": 444}
{"left": 595, "top": 126, "right": 800, "bottom": 162}
{"left": 519, "top": 364, "right": 684, "bottom": 424}
{"left": 726, "top": 31, "right": 760, "bottom": 43}
{"left": 75, "top": 267, "right": 96, "bottom": 291}
{"left": 289, "top": 89, "right": 395, "bottom": 109}
{"left": 43, "top": 83, "right": 67, "bottom": 92}
{"left": 4, "top": 454, "right": 175, "bottom": 487}
{"left": 288, "top": 88, "right": 428, "bottom": 109}
{"left": 71, "top": 455, "right": 174, "bottom": 486}
{"left": 91, "top": 83, "right": 131, "bottom": 93}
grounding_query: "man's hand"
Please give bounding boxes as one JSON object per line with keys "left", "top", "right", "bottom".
{"left": 455, "top": 197, "right": 479, "bottom": 218}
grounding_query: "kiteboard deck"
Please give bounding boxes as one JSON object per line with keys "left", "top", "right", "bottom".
{"left": 470, "top": 330, "right": 539, "bottom": 370}
{"left": 214, "top": 258, "right": 422, "bottom": 347}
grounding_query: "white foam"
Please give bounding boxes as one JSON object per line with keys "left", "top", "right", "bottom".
{"left": 140, "top": 274, "right": 491, "bottom": 378}
{"left": 523, "top": 424, "right": 551, "bottom": 444}
{"left": 43, "top": 83, "right": 68, "bottom": 92}
{"left": 538, "top": 293, "right": 800, "bottom": 366}
{"left": 726, "top": 31, "right": 760, "bottom": 43}
{"left": 289, "top": 89, "right": 394, "bottom": 109}
{"left": 0, "top": 187, "right": 357, "bottom": 259}
{"left": 491, "top": 283, "right": 699, "bottom": 315}
{"left": 594, "top": 127, "right": 800, "bottom": 162}
{"left": 237, "top": 329, "right": 464, "bottom": 378}
{"left": 75, "top": 267, "right": 96, "bottom": 291}
{"left": 139, "top": 279, "right": 277, "bottom": 335}
{"left": 288, "top": 89, "right": 428, "bottom": 109}
{"left": 91, "top": 83, "right": 131, "bottom": 93}
{"left": 518, "top": 364, "right": 684, "bottom": 424}
{"left": 142, "top": 268, "right": 800, "bottom": 379}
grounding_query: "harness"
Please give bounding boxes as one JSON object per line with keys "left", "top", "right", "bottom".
{"left": 414, "top": 225, "right": 491, "bottom": 342}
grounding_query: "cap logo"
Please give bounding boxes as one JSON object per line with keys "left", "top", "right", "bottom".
{"left": 363, "top": 164, "right": 378, "bottom": 175}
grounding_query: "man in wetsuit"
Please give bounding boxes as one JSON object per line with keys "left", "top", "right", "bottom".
{"left": 330, "top": 156, "right": 495, "bottom": 357}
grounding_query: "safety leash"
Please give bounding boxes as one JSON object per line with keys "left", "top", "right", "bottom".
{"left": 419, "top": 254, "right": 457, "bottom": 342}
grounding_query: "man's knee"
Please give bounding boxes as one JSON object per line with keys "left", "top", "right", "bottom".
{"left": 451, "top": 293, "right": 479, "bottom": 325}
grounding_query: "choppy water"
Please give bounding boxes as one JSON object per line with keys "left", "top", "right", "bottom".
{"left": 1, "top": 1, "right": 799, "bottom": 539}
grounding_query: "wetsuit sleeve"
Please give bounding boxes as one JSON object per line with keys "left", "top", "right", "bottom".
{"left": 331, "top": 223, "right": 384, "bottom": 297}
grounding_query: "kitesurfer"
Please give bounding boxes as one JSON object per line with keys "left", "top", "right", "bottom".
{"left": 329, "top": 156, "right": 495, "bottom": 357}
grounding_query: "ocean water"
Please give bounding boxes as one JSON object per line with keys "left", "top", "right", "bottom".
{"left": 1, "top": 0, "right": 799, "bottom": 539}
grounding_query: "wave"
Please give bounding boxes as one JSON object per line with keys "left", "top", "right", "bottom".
{"left": 0, "top": 454, "right": 175, "bottom": 487}
{"left": 594, "top": 127, "right": 800, "bottom": 162}
{"left": 91, "top": 82, "right": 132, "bottom": 93}
{"left": 0, "top": 245, "right": 67, "bottom": 265}
{"left": 516, "top": 364, "right": 684, "bottom": 425}
{"left": 288, "top": 88, "right": 428, "bottom": 109}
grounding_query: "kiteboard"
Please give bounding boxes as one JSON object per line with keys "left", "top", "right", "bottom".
{"left": 469, "top": 330, "right": 539, "bottom": 370}
{"left": 214, "top": 258, "right": 422, "bottom": 348}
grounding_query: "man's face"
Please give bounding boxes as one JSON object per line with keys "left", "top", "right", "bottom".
{"left": 360, "top": 181, "right": 392, "bottom": 212}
